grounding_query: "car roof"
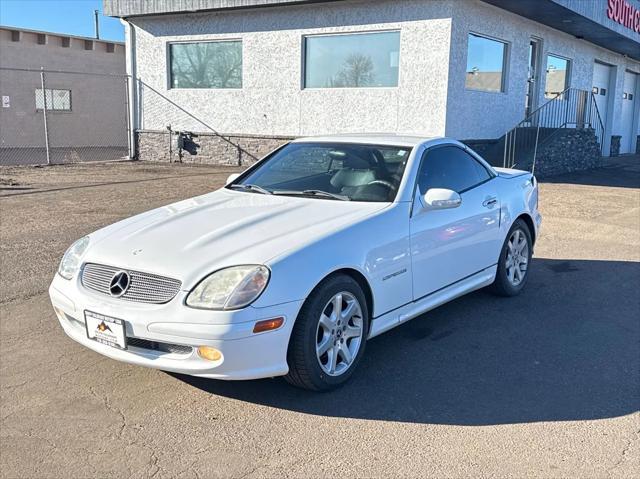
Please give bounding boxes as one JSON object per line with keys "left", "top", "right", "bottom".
{"left": 291, "top": 133, "right": 443, "bottom": 148}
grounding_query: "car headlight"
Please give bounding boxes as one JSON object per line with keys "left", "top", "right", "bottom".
{"left": 186, "top": 265, "right": 270, "bottom": 310}
{"left": 58, "top": 236, "right": 90, "bottom": 280}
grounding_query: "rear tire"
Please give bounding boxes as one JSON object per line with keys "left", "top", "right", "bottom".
{"left": 489, "top": 219, "right": 533, "bottom": 297}
{"left": 285, "top": 274, "right": 369, "bottom": 391}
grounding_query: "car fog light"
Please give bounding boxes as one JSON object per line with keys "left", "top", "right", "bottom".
{"left": 253, "top": 317, "right": 284, "bottom": 334}
{"left": 197, "top": 346, "right": 222, "bottom": 361}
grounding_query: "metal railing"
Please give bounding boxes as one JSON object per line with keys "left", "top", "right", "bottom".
{"left": 503, "top": 88, "right": 605, "bottom": 171}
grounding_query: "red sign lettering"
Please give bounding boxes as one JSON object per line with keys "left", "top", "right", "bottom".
{"left": 607, "top": 0, "right": 640, "bottom": 33}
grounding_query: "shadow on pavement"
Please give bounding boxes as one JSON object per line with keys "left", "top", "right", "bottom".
{"left": 173, "top": 258, "right": 640, "bottom": 426}
{"left": 0, "top": 171, "right": 225, "bottom": 198}
{"left": 542, "top": 155, "right": 640, "bottom": 188}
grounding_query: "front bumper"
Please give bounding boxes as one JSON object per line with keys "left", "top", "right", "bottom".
{"left": 49, "top": 273, "right": 303, "bottom": 380}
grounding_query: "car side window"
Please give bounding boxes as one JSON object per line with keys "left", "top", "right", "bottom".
{"left": 418, "top": 146, "right": 491, "bottom": 194}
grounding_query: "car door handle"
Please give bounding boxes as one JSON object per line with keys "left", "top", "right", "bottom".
{"left": 482, "top": 197, "right": 498, "bottom": 208}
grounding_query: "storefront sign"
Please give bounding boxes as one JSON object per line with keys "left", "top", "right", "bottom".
{"left": 607, "top": 0, "right": 640, "bottom": 33}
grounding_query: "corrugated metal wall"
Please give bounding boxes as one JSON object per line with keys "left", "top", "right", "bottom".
{"left": 104, "top": 0, "right": 341, "bottom": 17}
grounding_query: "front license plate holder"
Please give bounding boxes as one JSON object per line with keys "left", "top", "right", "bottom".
{"left": 85, "top": 310, "right": 127, "bottom": 350}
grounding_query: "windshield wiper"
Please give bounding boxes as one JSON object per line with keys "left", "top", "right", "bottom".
{"left": 229, "top": 184, "right": 272, "bottom": 195}
{"left": 272, "top": 189, "right": 350, "bottom": 201}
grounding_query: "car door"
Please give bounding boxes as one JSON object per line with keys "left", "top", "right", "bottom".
{"left": 409, "top": 145, "right": 502, "bottom": 301}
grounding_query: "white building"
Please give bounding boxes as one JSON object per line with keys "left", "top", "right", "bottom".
{"left": 105, "top": 0, "right": 640, "bottom": 172}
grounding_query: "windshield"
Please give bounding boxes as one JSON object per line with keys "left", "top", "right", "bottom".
{"left": 229, "top": 142, "right": 412, "bottom": 202}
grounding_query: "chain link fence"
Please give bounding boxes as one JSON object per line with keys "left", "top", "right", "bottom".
{"left": 0, "top": 67, "right": 130, "bottom": 166}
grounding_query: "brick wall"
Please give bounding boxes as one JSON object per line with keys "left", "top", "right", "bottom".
{"left": 136, "top": 130, "right": 293, "bottom": 165}
{"left": 534, "top": 129, "right": 603, "bottom": 177}
{"left": 137, "top": 128, "right": 609, "bottom": 177}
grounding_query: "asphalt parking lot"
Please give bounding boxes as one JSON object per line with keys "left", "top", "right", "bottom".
{"left": 1, "top": 158, "right": 639, "bottom": 478}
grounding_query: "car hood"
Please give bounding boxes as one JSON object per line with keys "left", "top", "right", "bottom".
{"left": 83, "top": 188, "right": 388, "bottom": 288}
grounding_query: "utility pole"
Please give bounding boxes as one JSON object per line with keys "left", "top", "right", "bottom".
{"left": 94, "top": 10, "right": 100, "bottom": 39}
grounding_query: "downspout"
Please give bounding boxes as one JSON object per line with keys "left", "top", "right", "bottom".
{"left": 121, "top": 18, "right": 137, "bottom": 159}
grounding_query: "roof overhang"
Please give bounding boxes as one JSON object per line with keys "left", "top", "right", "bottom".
{"left": 103, "top": 0, "right": 341, "bottom": 18}
{"left": 481, "top": 0, "right": 640, "bottom": 61}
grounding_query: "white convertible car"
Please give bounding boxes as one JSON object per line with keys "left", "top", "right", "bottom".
{"left": 50, "top": 135, "right": 541, "bottom": 390}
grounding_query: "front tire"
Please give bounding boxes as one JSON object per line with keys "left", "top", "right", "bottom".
{"left": 285, "top": 274, "right": 369, "bottom": 391}
{"left": 489, "top": 219, "right": 533, "bottom": 297}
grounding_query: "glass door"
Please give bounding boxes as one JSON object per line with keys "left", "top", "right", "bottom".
{"left": 525, "top": 38, "right": 541, "bottom": 119}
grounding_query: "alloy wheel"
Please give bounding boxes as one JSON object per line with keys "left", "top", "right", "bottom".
{"left": 505, "top": 228, "right": 529, "bottom": 286}
{"left": 315, "top": 292, "right": 364, "bottom": 376}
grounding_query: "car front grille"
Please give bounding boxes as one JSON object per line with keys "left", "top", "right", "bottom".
{"left": 81, "top": 263, "right": 182, "bottom": 304}
{"left": 127, "top": 337, "right": 193, "bottom": 355}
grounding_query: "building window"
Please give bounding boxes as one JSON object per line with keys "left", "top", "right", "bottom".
{"left": 35, "top": 89, "right": 71, "bottom": 111}
{"left": 303, "top": 31, "right": 400, "bottom": 89}
{"left": 465, "top": 33, "right": 507, "bottom": 93}
{"left": 37, "top": 33, "right": 47, "bottom": 45}
{"left": 169, "top": 40, "right": 243, "bottom": 89}
{"left": 106, "top": 43, "right": 115, "bottom": 53}
{"left": 545, "top": 54, "right": 570, "bottom": 99}
{"left": 61, "top": 37, "right": 71, "bottom": 48}
{"left": 84, "top": 39, "right": 94, "bottom": 50}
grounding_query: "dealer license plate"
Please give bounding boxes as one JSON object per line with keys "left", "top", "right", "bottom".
{"left": 85, "top": 311, "right": 127, "bottom": 350}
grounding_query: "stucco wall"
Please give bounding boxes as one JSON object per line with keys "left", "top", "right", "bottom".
{"left": 446, "top": 0, "right": 640, "bottom": 146}
{"left": 131, "top": 0, "right": 452, "bottom": 138}
{"left": 129, "top": 0, "right": 639, "bottom": 153}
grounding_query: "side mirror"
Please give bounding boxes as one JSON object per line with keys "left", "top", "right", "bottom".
{"left": 423, "top": 188, "right": 462, "bottom": 210}
{"left": 226, "top": 173, "right": 240, "bottom": 185}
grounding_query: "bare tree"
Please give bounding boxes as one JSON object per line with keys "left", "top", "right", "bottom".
{"left": 172, "top": 43, "right": 242, "bottom": 88}
{"left": 331, "top": 53, "right": 375, "bottom": 87}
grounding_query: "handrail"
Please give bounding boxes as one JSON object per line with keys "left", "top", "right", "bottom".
{"left": 516, "top": 86, "right": 572, "bottom": 128}
{"left": 503, "top": 88, "right": 605, "bottom": 171}
{"left": 588, "top": 91, "right": 605, "bottom": 158}
{"left": 590, "top": 92, "right": 605, "bottom": 136}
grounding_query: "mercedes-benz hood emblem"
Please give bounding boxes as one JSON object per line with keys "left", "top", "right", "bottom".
{"left": 109, "top": 271, "right": 130, "bottom": 297}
